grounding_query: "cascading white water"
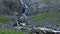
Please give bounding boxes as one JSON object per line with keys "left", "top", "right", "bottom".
{"left": 14, "top": 0, "right": 28, "bottom": 27}
{"left": 20, "top": 0, "right": 24, "bottom": 5}
{"left": 20, "top": 0, "right": 28, "bottom": 8}
{"left": 16, "top": 19, "right": 19, "bottom": 26}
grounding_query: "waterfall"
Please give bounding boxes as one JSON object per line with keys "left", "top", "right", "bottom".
{"left": 20, "top": 0, "right": 24, "bottom": 5}
{"left": 13, "top": 0, "right": 28, "bottom": 27}
{"left": 25, "top": 4, "right": 28, "bottom": 8}
{"left": 20, "top": 0, "right": 28, "bottom": 19}
{"left": 16, "top": 19, "right": 19, "bottom": 26}
{"left": 20, "top": 0, "right": 28, "bottom": 8}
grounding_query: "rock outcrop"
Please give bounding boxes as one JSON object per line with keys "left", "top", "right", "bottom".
{"left": 0, "top": 0, "right": 24, "bottom": 15}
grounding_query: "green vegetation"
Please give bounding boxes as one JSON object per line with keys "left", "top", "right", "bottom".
{"left": 31, "top": 12, "right": 48, "bottom": 20}
{"left": 0, "top": 30, "right": 25, "bottom": 34}
{"left": 31, "top": 12, "right": 60, "bottom": 24}
{"left": 47, "top": 12, "right": 60, "bottom": 24}
{"left": 0, "top": 16, "right": 8, "bottom": 23}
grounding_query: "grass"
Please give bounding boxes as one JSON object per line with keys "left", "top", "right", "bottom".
{"left": 0, "top": 16, "right": 8, "bottom": 23}
{"left": 47, "top": 12, "right": 60, "bottom": 24}
{"left": 0, "top": 29, "right": 26, "bottom": 34}
{"left": 31, "top": 12, "right": 48, "bottom": 20}
{"left": 31, "top": 12, "right": 60, "bottom": 24}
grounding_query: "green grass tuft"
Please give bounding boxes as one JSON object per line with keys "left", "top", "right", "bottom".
{"left": 0, "top": 16, "right": 8, "bottom": 23}
{"left": 31, "top": 12, "right": 48, "bottom": 20}
{"left": 0, "top": 30, "right": 25, "bottom": 34}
